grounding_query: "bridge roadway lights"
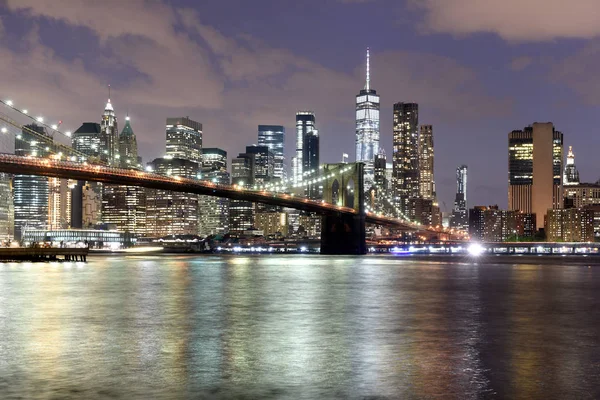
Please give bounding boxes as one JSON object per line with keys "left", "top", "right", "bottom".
{"left": 320, "top": 212, "right": 367, "bottom": 255}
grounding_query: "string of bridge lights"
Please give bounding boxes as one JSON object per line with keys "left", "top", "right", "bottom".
{"left": 253, "top": 165, "right": 355, "bottom": 193}
{"left": 0, "top": 97, "right": 88, "bottom": 161}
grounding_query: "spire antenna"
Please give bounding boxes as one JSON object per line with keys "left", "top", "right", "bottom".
{"left": 365, "top": 47, "right": 370, "bottom": 91}
{"left": 108, "top": 84, "right": 111, "bottom": 101}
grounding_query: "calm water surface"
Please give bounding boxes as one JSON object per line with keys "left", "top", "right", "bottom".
{"left": 0, "top": 255, "right": 599, "bottom": 399}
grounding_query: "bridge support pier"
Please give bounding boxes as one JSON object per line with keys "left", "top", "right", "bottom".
{"left": 320, "top": 213, "right": 366, "bottom": 255}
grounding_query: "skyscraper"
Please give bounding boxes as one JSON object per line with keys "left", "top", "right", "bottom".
{"left": 508, "top": 123, "right": 563, "bottom": 230}
{"left": 229, "top": 153, "right": 255, "bottom": 234}
{"left": 563, "top": 146, "right": 580, "bottom": 186}
{"left": 102, "top": 116, "right": 146, "bottom": 235}
{"left": 355, "top": 48, "right": 380, "bottom": 181}
{"left": 303, "top": 129, "right": 320, "bottom": 199}
{"left": 14, "top": 124, "right": 51, "bottom": 240}
{"left": 392, "top": 102, "right": 419, "bottom": 218}
{"left": 245, "top": 145, "right": 275, "bottom": 184}
{"left": 99, "top": 97, "right": 118, "bottom": 166}
{"left": 119, "top": 116, "right": 139, "bottom": 168}
{"left": 71, "top": 122, "right": 102, "bottom": 228}
{"left": 165, "top": 117, "right": 202, "bottom": 164}
{"left": 198, "top": 148, "right": 229, "bottom": 237}
{"left": 145, "top": 157, "right": 199, "bottom": 237}
{"left": 450, "top": 165, "right": 468, "bottom": 230}
{"left": 294, "top": 112, "right": 316, "bottom": 184}
{"left": 258, "top": 125, "right": 285, "bottom": 179}
{"left": 418, "top": 125, "right": 434, "bottom": 200}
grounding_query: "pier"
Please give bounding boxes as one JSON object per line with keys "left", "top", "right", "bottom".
{"left": 0, "top": 248, "right": 88, "bottom": 262}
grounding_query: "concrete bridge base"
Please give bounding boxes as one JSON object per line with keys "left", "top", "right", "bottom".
{"left": 320, "top": 213, "right": 366, "bottom": 255}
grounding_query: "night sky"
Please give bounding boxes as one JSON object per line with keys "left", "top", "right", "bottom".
{"left": 2, "top": 0, "right": 600, "bottom": 210}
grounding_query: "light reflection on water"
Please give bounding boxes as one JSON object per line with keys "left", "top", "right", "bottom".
{"left": 0, "top": 255, "right": 599, "bottom": 399}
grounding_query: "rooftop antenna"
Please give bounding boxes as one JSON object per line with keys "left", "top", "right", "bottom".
{"left": 108, "top": 84, "right": 111, "bottom": 101}
{"left": 365, "top": 47, "right": 370, "bottom": 91}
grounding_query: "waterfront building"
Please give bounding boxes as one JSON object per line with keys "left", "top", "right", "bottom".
{"left": 563, "top": 146, "right": 580, "bottom": 186}
{"left": 508, "top": 122, "right": 563, "bottom": 230}
{"left": 145, "top": 157, "right": 199, "bottom": 237}
{"left": 22, "top": 228, "right": 134, "bottom": 249}
{"left": 198, "top": 148, "right": 229, "bottom": 237}
{"left": 469, "top": 206, "right": 536, "bottom": 242}
{"left": 229, "top": 153, "right": 255, "bottom": 235}
{"left": 99, "top": 97, "right": 118, "bottom": 165}
{"left": 297, "top": 214, "right": 321, "bottom": 239}
{"left": 546, "top": 208, "right": 594, "bottom": 242}
{"left": 418, "top": 125, "right": 435, "bottom": 200}
{"left": 165, "top": 117, "right": 202, "bottom": 163}
{"left": 392, "top": 102, "right": 419, "bottom": 218}
{"left": 355, "top": 48, "right": 380, "bottom": 182}
{"left": 294, "top": 112, "right": 316, "bottom": 184}
{"left": 258, "top": 125, "right": 285, "bottom": 179}
{"left": 450, "top": 165, "right": 468, "bottom": 231}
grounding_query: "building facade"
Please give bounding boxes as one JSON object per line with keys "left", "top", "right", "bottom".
{"left": 563, "top": 146, "right": 580, "bottom": 186}
{"left": 13, "top": 124, "right": 52, "bottom": 240}
{"left": 145, "top": 157, "right": 199, "bottom": 237}
{"left": 0, "top": 173, "right": 13, "bottom": 241}
{"left": 229, "top": 153, "right": 255, "bottom": 235}
{"left": 469, "top": 205, "right": 536, "bottom": 242}
{"left": 198, "top": 148, "right": 229, "bottom": 237}
{"left": 392, "top": 102, "right": 419, "bottom": 218}
{"left": 258, "top": 125, "right": 285, "bottom": 180}
{"left": 546, "top": 208, "right": 594, "bottom": 242}
{"left": 450, "top": 165, "right": 468, "bottom": 231}
{"left": 355, "top": 48, "right": 380, "bottom": 181}
{"left": 302, "top": 129, "right": 320, "bottom": 199}
{"left": 508, "top": 122, "right": 563, "bottom": 230}
{"left": 165, "top": 117, "right": 202, "bottom": 164}
{"left": 418, "top": 125, "right": 434, "bottom": 200}
{"left": 99, "top": 98, "right": 118, "bottom": 165}
{"left": 294, "top": 112, "right": 316, "bottom": 184}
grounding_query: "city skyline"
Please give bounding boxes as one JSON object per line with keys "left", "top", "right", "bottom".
{"left": 2, "top": 1, "right": 600, "bottom": 210}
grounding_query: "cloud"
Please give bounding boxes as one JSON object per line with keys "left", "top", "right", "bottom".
{"left": 0, "top": 0, "right": 509, "bottom": 172}
{"left": 509, "top": 56, "right": 533, "bottom": 71}
{"left": 550, "top": 40, "right": 600, "bottom": 105}
{"left": 411, "top": 0, "right": 600, "bottom": 41}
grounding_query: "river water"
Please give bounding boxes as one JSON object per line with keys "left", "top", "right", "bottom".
{"left": 0, "top": 254, "right": 599, "bottom": 399}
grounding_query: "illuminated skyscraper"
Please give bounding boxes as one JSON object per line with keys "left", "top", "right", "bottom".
{"left": 230, "top": 153, "right": 255, "bottom": 234}
{"left": 508, "top": 123, "right": 563, "bottom": 230}
{"left": 0, "top": 173, "right": 13, "bottom": 240}
{"left": 13, "top": 124, "right": 51, "bottom": 239}
{"left": 145, "top": 157, "right": 199, "bottom": 236}
{"left": 355, "top": 48, "right": 380, "bottom": 181}
{"left": 258, "top": 125, "right": 285, "bottom": 179}
{"left": 294, "top": 112, "right": 315, "bottom": 184}
{"left": 71, "top": 122, "right": 102, "bottom": 228}
{"left": 99, "top": 94, "right": 118, "bottom": 166}
{"left": 563, "top": 146, "right": 580, "bottom": 186}
{"left": 303, "top": 129, "right": 320, "bottom": 199}
{"left": 165, "top": 117, "right": 202, "bottom": 163}
{"left": 418, "top": 125, "right": 434, "bottom": 200}
{"left": 199, "top": 148, "right": 229, "bottom": 237}
{"left": 102, "top": 116, "right": 145, "bottom": 234}
{"left": 450, "top": 165, "right": 468, "bottom": 230}
{"left": 392, "top": 102, "right": 419, "bottom": 218}
{"left": 119, "top": 116, "right": 139, "bottom": 168}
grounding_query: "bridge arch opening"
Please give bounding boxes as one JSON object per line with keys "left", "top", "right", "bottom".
{"left": 331, "top": 179, "right": 340, "bottom": 205}
{"left": 345, "top": 178, "right": 355, "bottom": 208}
